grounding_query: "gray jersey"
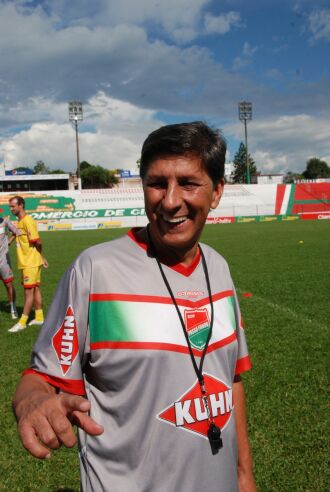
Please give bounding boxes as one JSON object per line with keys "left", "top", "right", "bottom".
{"left": 0, "top": 218, "right": 20, "bottom": 263}
{"left": 0, "top": 218, "right": 17, "bottom": 281}
{"left": 0, "top": 218, "right": 9, "bottom": 263}
{"left": 27, "top": 228, "right": 251, "bottom": 492}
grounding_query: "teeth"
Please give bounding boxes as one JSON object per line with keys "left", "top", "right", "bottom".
{"left": 163, "top": 216, "right": 187, "bottom": 224}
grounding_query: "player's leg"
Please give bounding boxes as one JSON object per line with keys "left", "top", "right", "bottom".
{"left": 8, "top": 269, "right": 34, "bottom": 332}
{"left": 28, "top": 267, "right": 44, "bottom": 326}
{"left": 4, "top": 281, "right": 18, "bottom": 319}
{"left": 0, "top": 255, "right": 18, "bottom": 319}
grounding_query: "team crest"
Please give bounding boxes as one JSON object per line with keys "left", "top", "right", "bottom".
{"left": 184, "top": 308, "right": 210, "bottom": 351}
{"left": 52, "top": 305, "right": 79, "bottom": 375}
{"left": 157, "top": 374, "right": 233, "bottom": 440}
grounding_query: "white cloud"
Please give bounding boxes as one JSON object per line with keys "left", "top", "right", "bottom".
{"left": 45, "top": 0, "right": 209, "bottom": 42}
{"left": 308, "top": 9, "right": 330, "bottom": 42}
{"left": 204, "top": 11, "right": 241, "bottom": 35}
{"left": 232, "top": 42, "right": 258, "bottom": 71}
{"left": 0, "top": 93, "right": 163, "bottom": 171}
{"left": 225, "top": 114, "right": 330, "bottom": 173}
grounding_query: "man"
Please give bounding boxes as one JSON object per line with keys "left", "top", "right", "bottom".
{"left": 12, "top": 122, "right": 256, "bottom": 491}
{"left": 8, "top": 196, "right": 48, "bottom": 333}
{"left": 0, "top": 215, "right": 19, "bottom": 319}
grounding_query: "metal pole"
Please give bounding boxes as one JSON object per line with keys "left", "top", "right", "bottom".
{"left": 238, "top": 101, "right": 252, "bottom": 185}
{"left": 75, "top": 119, "right": 81, "bottom": 190}
{"left": 244, "top": 119, "right": 250, "bottom": 184}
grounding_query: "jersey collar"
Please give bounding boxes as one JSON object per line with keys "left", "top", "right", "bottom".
{"left": 127, "top": 227, "right": 201, "bottom": 277}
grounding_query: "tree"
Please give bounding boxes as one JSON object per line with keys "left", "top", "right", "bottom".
{"left": 33, "top": 160, "right": 50, "bottom": 174}
{"left": 231, "top": 142, "right": 258, "bottom": 184}
{"left": 51, "top": 169, "right": 66, "bottom": 174}
{"left": 80, "top": 161, "right": 92, "bottom": 172}
{"left": 81, "top": 164, "right": 118, "bottom": 188}
{"left": 302, "top": 157, "right": 330, "bottom": 179}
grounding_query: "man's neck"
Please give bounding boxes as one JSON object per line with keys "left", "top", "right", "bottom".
{"left": 142, "top": 226, "right": 199, "bottom": 267}
{"left": 17, "top": 211, "right": 26, "bottom": 221}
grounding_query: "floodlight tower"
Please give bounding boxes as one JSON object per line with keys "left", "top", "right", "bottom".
{"left": 68, "top": 101, "right": 83, "bottom": 190}
{"left": 238, "top": 101, "right": 252, "bottom": 184}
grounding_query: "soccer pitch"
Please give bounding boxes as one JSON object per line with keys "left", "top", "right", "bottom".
{"left": 1, "top": 220, "right": 329, "bottom": 491}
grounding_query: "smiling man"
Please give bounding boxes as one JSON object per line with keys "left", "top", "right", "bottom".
{"left": 12, "top": 122, "right": 256, "bottom": 492}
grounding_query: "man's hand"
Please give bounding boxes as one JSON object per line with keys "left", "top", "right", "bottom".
{"left": 13, "top": 375, "right": 104, "bottom": 459}
{"left": 42, "top": 257, "right": 49, "bottom": 268}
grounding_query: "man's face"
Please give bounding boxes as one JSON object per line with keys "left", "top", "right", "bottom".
{"left": 9, "top": 199, "right": 23, "bottom": 217}
{"left": 143, "top": 155, "right": 223, "bottom": 259}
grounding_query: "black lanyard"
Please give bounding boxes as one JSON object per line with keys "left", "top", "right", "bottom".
{"left": 146, "top": 225, "right": 223, "bottom": 454}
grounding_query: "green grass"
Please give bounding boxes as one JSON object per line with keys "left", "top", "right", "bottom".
{"left": 1, "top": 221, "right": 329, "bottom": 491}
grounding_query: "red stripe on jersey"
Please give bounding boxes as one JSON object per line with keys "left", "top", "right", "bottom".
{"left": 207, "top": 332, "right": 237, "bottom": 353}
{"left": 23, "top": 369, "right": 85, "bottom": 395}
{"left": 89, "top": 290, "right": 234, "bottom": 308}
{"left": 127, "top": 227, "right": 201, "bottom": 277}
{"left": 235, "top": 355, "right": 252, "bottom": 375}
{"left": 90, "top": 333, "right": 237, "bottom": 356}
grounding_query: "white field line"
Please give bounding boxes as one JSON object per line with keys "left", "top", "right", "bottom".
{"left": 236, "top": 289, "right": 328, "bottom": 330}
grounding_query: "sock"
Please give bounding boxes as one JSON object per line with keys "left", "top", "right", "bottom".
{"left": 35, "top": 309, "right": 44, "bottom": 322}
{"left": 10, "top": 302, "right": 16, "bottom": 310}
{"left": 19, "top": 314, "right": 28, "bottom": 327}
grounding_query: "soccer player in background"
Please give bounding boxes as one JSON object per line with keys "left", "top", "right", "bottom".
{"left": 0, "top": 214, "right": 20, "bottom": 319}
{"left": 8, "top": 196, "right": 48, "bottom": 333}
{"left": 12, "top": 123, "right": 256, "bottom": 491}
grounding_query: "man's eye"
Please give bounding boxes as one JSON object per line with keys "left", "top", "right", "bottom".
{"left": 147, "top": 181, "right": 166, "bottom": 189}
{"left": 182, "top": 182, "right": 199, "bottom": 189}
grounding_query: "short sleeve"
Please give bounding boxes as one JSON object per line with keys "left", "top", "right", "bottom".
{"left": 24, "top": 253, "right": 92, "bottom": 395}
{"left": 232, "top": 286, "right": 252, "bottom": 376}
{"left": 25, "top": 216, "right": 40, "bottom": 243}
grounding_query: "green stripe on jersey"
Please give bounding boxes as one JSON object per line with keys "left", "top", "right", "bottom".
{"left": 89, "top": 296, "right": 237, "bottom": 345}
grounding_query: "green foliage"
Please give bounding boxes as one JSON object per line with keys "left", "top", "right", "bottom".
{"left": 33, "top": 160, "right": 50, "bottom": 174}
{"left": 80, "top": 164, "right": 118, "bottom": 188}
{"left": 231, "top": 142, "right": 258, "bottom": 183}
{"left": 1, "top": 221, "right": 329, "bottom": 491}
{"left": 80, "top": 160, "right": 92, "bottom": 171}
{"left": 283, "top": 171, "right": 303, "bottom": 183}
{"left": 51, "top": 169, "right": 66, "bottom": 174}
{"left": 302, "top": 157, "right": 330, "bottom": 179}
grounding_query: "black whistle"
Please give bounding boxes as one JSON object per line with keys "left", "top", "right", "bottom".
{"left": 207, "top": 423, "right": 223, "bottom": 455}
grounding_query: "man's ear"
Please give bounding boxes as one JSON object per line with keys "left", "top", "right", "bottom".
{"left": 210, "top": 179, "right": 224, "bottom": 209}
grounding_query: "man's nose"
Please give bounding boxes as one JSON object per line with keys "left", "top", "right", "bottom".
{"left": 162, "top": 183, "right": 182, "bottom": 210}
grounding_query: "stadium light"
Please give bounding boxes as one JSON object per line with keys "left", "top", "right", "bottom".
{"left": 68, "top": 101, "right": 83, "bottom": 190}
{"left": 238, "top": 101, "right": 252, "bottom": 184}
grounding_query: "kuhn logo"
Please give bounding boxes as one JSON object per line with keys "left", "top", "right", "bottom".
{"left": 157, "top": 374, "right": 233, "bottom": 440}
{"left": 184, "top": 308, "right": 210, "bottom": 351}
{"left": 52, "top": 306, "right": 79, "bottom": 375}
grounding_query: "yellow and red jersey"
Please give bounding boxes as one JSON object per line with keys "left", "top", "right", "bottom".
{"left": 15, "top": 215, "right": 43, "bottom": 269}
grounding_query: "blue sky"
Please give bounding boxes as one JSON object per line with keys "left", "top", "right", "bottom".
{"left": 0, "top": 0, "right": 329, "bottom": 174}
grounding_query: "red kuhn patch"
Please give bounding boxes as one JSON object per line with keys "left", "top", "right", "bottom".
{"left": 157, "top": 374, "right": 233, "bottom": 440}
{"left": 52, "top": 306, "right": 79, "bottom": 375}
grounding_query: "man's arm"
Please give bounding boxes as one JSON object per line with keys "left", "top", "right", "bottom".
{"left": 13, "top": 374, "right": 103, "bottom": 459}
{"left": 6, "top": 219, "right": 21, "bottom": 236}
{"left": 233, "top": 378, "right": 257, "bottom": 492}
{"left": 34, "top": 239, "right": 48, "bottom": 268}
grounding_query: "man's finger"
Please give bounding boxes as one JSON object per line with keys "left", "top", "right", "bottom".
{"left": 48, "top": 411, "right": 77, "bottom": 448}
{"left": 19, "top": 421, "right": 52, "bottom": 460}
{"left": 59, "top": 393, "right": 91, "bottom": 414}
{"left": 71, "top": 410, "right": 104, "bottom": 436}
